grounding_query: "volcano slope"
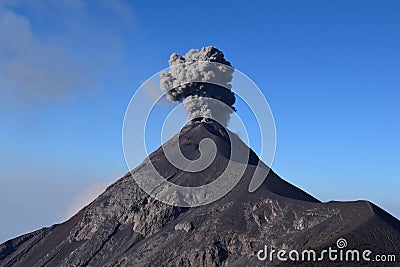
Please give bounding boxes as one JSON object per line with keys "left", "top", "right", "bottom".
{"left": 1, "top": 122, "right": 399, "bottom": 267}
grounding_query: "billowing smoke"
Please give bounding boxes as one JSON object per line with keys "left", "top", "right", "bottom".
{"left": 160, "top": 46, "right": 236, "bottom": 125}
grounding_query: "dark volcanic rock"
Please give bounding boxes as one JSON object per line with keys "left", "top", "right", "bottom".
{"left": 1, "top": 122, "right": 399, "bottom": 267}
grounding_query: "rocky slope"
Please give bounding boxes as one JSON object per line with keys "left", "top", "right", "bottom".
{"left": 1, "top": 122, "right": 399, "bottom": 266}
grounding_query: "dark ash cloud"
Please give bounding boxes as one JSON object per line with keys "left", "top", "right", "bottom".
{"left": 160, "top": 46, "right": 236, "bottom": 125}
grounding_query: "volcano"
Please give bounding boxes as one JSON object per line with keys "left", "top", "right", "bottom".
{"left": 1, "top": 122, "right": 399, "bottom": 266}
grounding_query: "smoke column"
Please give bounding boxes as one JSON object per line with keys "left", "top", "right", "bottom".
{"left": 160, "top": 46, "right": 236, "bottom": 126}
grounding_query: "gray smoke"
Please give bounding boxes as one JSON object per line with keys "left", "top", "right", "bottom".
{"left": 160, "top": 46, "right": 236, "bottom": 125}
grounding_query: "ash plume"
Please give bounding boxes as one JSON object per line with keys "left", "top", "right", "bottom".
{"left": 160, "top": 46, "right": 236, "bottom": 125}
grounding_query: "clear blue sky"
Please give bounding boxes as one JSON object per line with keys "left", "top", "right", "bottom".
{"left": 1, "top": 0, "right": 399, "bottom": 243}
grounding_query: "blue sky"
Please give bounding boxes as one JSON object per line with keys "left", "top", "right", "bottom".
{"left": 1, "top": 0, "right": 399, "bottom": 242}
